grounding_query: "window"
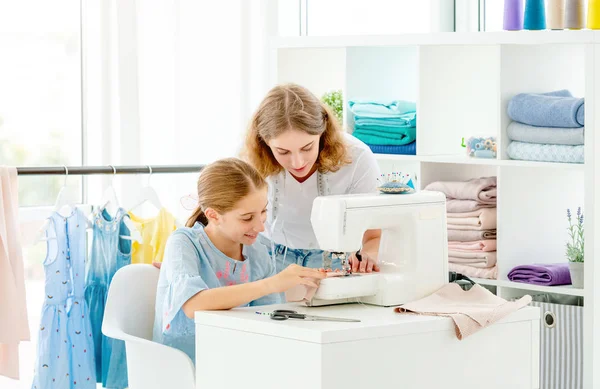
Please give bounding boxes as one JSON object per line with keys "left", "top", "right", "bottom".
{"left": 278, "top": 0, "right": 454, "bottom": 36}
{"left": 0, "top": 1, "right": 83, "bottom": 208}
{"left": 307, "top": 0, "right": 441, "bottom": 35}
{"left": 0, "top": 2, "right": 83, "bottom": 388}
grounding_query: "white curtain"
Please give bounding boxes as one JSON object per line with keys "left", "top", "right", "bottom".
{"left": 83, "top": 0, "right": 276, "bottom": 219}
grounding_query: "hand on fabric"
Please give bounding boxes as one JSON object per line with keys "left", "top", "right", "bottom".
{"left": 267, "top": 264, "right": 326, "bottom": 294}
{"left": 152, "top": 262, "right": 162, "bottom": 270}
{"left": 349, "top": 251, "right": 380, "bottom": 273}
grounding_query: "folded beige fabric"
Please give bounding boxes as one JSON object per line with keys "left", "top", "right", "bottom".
{"left": 425, "top": 177, "right": 497, "bottom": 205}
{"left": 446, "top": 199, "right": 495, "bottom": 213}
{"left": 447, "top": 207, "right": 497, "bottom": 230}
{"left": 447, "top": 229, "right": 496, "bottom": 242}
{"left": 448, "top": 240, "right": 497, "bottom": 252}
{"left": 448, "top": 263, "right": 498, "bottom": 280}
{"left": 448, "top": 250, "right": 497, "bottom": 268}
{"left": 395, "top": 283, "right": 531, "bottom": 339}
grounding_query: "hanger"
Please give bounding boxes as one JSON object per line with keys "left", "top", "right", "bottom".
{"left": 128, "top": 166, "right": 163, "bottom": 213}
{"left": 99, "top": 165, "right": 120, "bottom": 216}
{"left": 33, "top": 166, "right": 92, "bottom": 244}
{"left": 97, "top": 165, "right": 143, "bottom": 243}
{"left": 55, "top": 165, "right": 72, "bottom": 217}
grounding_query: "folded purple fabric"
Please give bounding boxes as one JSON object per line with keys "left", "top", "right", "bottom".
{"left": 507, "top": 263, "right": 572, "bottom": 286}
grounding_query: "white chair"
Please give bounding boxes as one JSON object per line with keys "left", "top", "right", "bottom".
{"left": 102, "top": 264, "right": 196, "bottom": 389}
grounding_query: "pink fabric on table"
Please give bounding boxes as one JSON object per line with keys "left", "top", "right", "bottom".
{"left": 448, "top": 240, "right": 497, "bottom": 252}
{"left": 395, "top": 283, "right": 531, "bottom": 340}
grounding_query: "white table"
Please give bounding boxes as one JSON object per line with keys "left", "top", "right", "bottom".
{"left": 195, "top": 303, "right": 540, "bottom": 389}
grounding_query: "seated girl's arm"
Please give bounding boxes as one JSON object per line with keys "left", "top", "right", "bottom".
{"left": 183, "top": 279, "right": 272, "bottom": 316}
{"left": 182, "top": 264, "right": 324, "bottom": 315}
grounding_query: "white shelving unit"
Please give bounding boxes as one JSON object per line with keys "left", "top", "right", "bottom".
{"left": 271, "top": 31, "right": 600, "bottom": 387}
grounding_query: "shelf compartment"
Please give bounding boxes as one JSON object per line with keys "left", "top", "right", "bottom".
{"left": 499, "top": 44, "right": 586, "bottom": 160}
{"left": 418, "top": 45, "right": 500, "bottom": 156}
{"left": 472, "top": 277, "right": 584, "bottom": 297}
{"left": 496, "top": 166, "right": 584, "bottom": 280}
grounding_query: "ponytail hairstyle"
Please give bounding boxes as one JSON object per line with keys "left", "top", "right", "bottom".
{"left": 242, "top": 83, "right": 351, "bottom": 178}
{"left": 186, "top": 158, "right": 267, "bottom": 228}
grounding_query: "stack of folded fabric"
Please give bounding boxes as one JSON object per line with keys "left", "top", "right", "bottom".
{"left": 424, "top": 176, "right": 498, "bottom": 280}
{"left": 347, "top": 100, "right": 416, "bottom": 155}
{"left": 506, "top": 90, "right": 585, "bottom": 164}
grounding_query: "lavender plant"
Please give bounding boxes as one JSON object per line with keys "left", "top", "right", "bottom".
{"left": 566, "top": 207, "right": 584, "bottom": 263}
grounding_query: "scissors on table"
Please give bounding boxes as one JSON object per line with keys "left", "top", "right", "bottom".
{"left": 258, "top": 309, "right": 361, "bottom": 322}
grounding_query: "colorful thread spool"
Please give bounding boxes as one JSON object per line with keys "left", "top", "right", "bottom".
{"left": 504, "top": 0, "right": 524, "bottom": 30}
{"left": 524, "top": 0, "right": 547, "bottom": 30}
{"left": 588, "top": 0, "right": 600, "bottom": 29}
{"left": 565, "top": 0, "right": 585, "bottom": 29}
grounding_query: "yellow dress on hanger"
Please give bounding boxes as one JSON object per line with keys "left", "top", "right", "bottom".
{"left": 128, "top": 208, "right": 177, "bottom": 265}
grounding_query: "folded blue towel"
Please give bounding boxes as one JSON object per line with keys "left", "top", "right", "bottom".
{"left": 348, "top": 100, "right": 416, "bottom": 119}
{"left": 506, "top": 141, "right": 584, "bottom": 164}
{"left": 508, "top": 90, "right": 584, "bottom": 128}
{"left": 507, "top": 121, "right": 584, "bottom": 145}
{"left": 366, "top": 142, "right": 416, "bottom": 155}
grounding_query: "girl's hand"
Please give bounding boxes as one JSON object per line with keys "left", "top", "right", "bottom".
{"left": 349, "top": 251, "right": 380, "bottom": 273}
{"left": 267, "top": 264, "right": 326, "bottom": 294}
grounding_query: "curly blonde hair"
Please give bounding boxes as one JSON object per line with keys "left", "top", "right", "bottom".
{"left": 242, "top": 83, "right": 351, "bottom": 178}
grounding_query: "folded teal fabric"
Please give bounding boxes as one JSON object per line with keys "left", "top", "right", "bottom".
{"left": 352, "top": 127, "right": 416, "bottom": 146}
{"left": 354, "top": 114, "right": 416, "bottom": 128}
{"left": 354, "top": 123, "right": 417, "bottom": 136}
{"left": 348, "top": 100, "right": 416, "bottom": 119}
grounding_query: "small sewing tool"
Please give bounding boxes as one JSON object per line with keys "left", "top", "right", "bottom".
{"left": 256, "top": 310, "right": 361, "bottom": 322}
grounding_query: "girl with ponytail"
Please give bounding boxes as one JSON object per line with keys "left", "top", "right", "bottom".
{"left": 153, "top": 158, "right": 325, "bottom": 364}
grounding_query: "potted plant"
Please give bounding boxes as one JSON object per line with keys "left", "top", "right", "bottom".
{"left": 321, "top": 90, "right": 343, "bottom": 125}
{"left": 566, "top": 207, "right": 584, "bottom": 288}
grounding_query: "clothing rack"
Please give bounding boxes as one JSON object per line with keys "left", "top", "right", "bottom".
{"left": 16, "top": 164, "right": 205, "bottom": 176}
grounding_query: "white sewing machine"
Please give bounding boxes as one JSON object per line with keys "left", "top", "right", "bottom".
{"left": 308, "top": 191, "right": 449, "bottom": 307}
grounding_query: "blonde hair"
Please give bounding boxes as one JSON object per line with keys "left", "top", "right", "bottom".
{"left": 186, "top": 158, "right": 267, "bottom": 228}
{"left": 243, "top": 83, "right": 351, "bottom": 178}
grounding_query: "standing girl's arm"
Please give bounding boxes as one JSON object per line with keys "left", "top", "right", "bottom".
{"left": 347, "top": 150, "right": 383, "bottom": 272}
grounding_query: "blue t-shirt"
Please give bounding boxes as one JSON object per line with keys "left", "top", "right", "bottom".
{"left": 152, "top": 223, "right": 283, "bottom": 363}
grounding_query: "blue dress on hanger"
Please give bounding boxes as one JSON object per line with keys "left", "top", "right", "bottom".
{"left": 84, "top": 208, "right": 131, "bottom": 389}
{"left": 32, "top": 209, "right": 96, "bottom": 389}
{"left": 67, "top": 209, "right": 97, "bottom": 388}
